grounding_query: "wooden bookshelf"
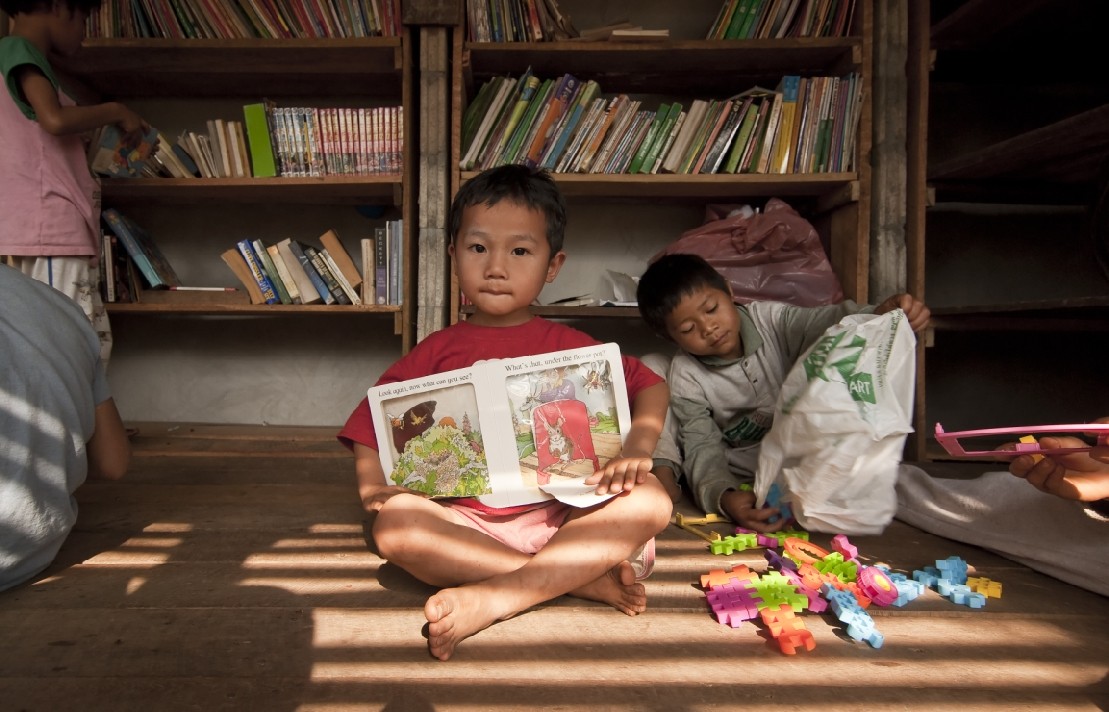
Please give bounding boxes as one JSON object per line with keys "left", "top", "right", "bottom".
{"left": 922, "top": 0, "right": 1109, "bottom": 439}
{"left": 51, "top": 27, "right": 419, "bottom": 426}
{"left": 64, "top": 35, "right": 416, "bottom": 342}
{"left": 450, "top": 0, "right": 874, "bottom": 323}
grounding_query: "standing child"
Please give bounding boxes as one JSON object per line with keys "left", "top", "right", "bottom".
{"left": 637, "top": 253, "right": 930, "bottom": 532}
{"left": 1, "top": 0, "right": 149, "bottom": 363}
{"left": 338, "top": 164, "right": 673, "bottom": 661}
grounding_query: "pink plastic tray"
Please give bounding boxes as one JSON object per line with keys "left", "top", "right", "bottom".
{"left": 934, "top": 422, "right": 1109, "bottom": 458}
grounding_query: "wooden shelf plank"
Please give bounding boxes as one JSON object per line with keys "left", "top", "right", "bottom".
{"left": 101, "top": 175, "right": 403, "bottom": 205}
{"left": 931, "top": 297, "right": 1109, "bottom": 331}
{"left": 928, "top": 104, "right": 1109, "bottom": 185}
{"left": 459, "top": 172, "right": 857, "bottom": 200}
{"left": 464, "top": 39, "right": 862, "bottom": 95}
{"left": 930, "top": 0, "right": 1056, "bottom": 50}
{"left": 57, "top": 38, "right": 404, "bottom": 97}
{"left": 932, "top": 296, "right": 1109, "bottom": 315}
{"left": 106, "top": 303, "right": 401, "bottom": 315}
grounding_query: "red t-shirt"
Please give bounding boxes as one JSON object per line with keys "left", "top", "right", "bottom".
{"left": 338, "top": 318, "right": 663, "bottom": 513}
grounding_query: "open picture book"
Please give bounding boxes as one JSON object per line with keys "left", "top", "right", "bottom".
{"left": 369, "top": 343, "right": 631, "bottom": 508}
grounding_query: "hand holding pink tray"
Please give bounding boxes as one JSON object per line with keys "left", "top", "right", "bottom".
{"left": 936, "top": 420, "right": 1109, "bottom": 503}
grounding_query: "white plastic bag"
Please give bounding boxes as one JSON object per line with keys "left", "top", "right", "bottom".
{"left": 755, "top": 309, "right": 916, "bottom": 535}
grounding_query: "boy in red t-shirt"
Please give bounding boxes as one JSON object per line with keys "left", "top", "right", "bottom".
{"left": 339, "top": 165, "right": 672, "bottom": 661}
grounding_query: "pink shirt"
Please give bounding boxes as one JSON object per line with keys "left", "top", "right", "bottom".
{"left": 0, "top": 36, "right": 101, "bottom": 257}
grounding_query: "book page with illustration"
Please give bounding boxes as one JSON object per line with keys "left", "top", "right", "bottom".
{"left": 369, "top": 343, "right": 631, "bottom": 508}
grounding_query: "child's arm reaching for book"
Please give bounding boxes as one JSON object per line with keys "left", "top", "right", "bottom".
{"left": 352, "top": 442, "right": 429, "bottom": 512}
{"left": 585, "top": 381, "right": 669, "bottom": 495}
{"left": 15, "top": 64, "right": 148, "bottom": 138}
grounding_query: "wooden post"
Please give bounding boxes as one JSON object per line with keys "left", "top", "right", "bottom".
{"left": 407, "top": 1, "right": 462, "bottom": 342}
{"left": 870, "top": 0, "right": 908, "bottom": 299}
{"left": 905, "top": 0, "right": 931, "bottom": 460}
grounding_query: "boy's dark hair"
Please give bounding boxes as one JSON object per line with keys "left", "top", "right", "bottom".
{"left": 449, "top": 164, "right": 566, "bottom": 255}
{"left": 1, "top": 0, "right": 101, "bottom": 14}
{"left": 637, "top": 253, "right": 731, "bottom": 337}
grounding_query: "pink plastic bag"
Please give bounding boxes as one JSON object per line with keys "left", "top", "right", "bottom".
{"left": 652, "top": 199, "right": 844, "bottom": 306}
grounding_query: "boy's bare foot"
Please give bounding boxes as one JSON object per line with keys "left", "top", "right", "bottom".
{"left": 423, "top": 561, "right": 648, "bottom": 660}
{"left": 569, "top": 560, "right": 647, "bottom": 616}
{"left": 424, "top": 585, "right": 516, "bottom": 661}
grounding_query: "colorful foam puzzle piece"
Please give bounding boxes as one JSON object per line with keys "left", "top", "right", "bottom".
{"left": 967, "top": 576, "right": 1003, "bottom": 598}
{"left": 759, "top": 604, "right": 816, "bottom": 655}
{"left": 912, "top": 568, "right": 939, "bottom": 588}
{"left": 707, "top": 580, "right": 762, "bottom": 626}
{"left": 710, "top": 532, "right": 760, "bottom": 555}
{"left": 764, "top": 483, "right": 794, "bottom": 527}
{"left": 814, "top": 552, "right": 858, "bottom": 583}
{"left": 753, "top": 570, "right": 809, "bottom": 612}
{"left": 831, "top": 534, "right": 858, "bottom": 561}
{"left": 936, "top": 556, "right": 969, "bottom": 585}
{"left": 700, "top": 566, "right": 758, "bottom": 589}
{"left": 857, "top": 566, "right": 899, "bottom": 607}
{"left": 783, "top": 537, "right": 830, "bottom": 566}
{"left": 782, "top": 567, "right": 828, "bottom": 613}
{"left": 676, "top": 513, "right": 728, "bottom": 526}
{"left": 822, "top": 584, "right": 884, "bottom": 649}
{"left": 764, "top": 548, "right": 798, "bottom": 572}
{"left": 887, "top": 572, "right": 925, "bottom": 607}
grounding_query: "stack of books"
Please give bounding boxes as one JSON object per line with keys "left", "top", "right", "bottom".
{"left": 219, "top": 222, "right": 404, "bottom": 307}
{"left": 221, "top": 232, "right": 362, "bottom": 306}
{"left": 460, "top": 71, "right": 863, "bottom": 175}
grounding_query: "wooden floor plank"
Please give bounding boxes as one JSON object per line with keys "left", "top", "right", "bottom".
{"left": 1, "top": 432, "right": 1106, "bottom": 711}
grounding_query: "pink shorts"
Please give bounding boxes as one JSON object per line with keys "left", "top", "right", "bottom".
{"left": 445, "top": 499, "right": 574, "bottom": 555}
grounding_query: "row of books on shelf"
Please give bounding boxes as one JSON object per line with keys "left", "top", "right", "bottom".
{"left": 90, "top": 103, "right": 403, "bottom": 180}
{"left": 461, "top": 70, "right": 862, "bottom": 175}
{"left": 707, "top": 0, "right": 857, "bottom": 40}
{"left": 99, "top": 208, "right": 404, "bottom": 307}
{"left": 463, "top": 0, "right": 855, "bottom": 43}
{"left": 87, "top": 0, "right": 403, "bottom": 39}
{"left": 465, "top": 0, "right": 577, "bottom": 43}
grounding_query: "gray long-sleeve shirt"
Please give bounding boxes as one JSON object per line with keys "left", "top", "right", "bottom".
{"left": 668, "top": 299, "right": 873, "bottom": 516}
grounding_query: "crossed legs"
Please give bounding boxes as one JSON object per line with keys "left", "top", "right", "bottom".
{"left": 372, "top": 478, "right": 672, "bottom": 660}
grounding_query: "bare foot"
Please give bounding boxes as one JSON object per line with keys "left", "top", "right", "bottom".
{"left": 424, "top": 585, "right": 515, "bottom": 661}
{"left": 569, "top": 560, "right": 647, "bottom": 616}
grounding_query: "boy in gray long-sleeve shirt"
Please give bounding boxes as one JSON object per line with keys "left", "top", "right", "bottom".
{"left": 637, "top": 254, "right": 930, "bottom": 532}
